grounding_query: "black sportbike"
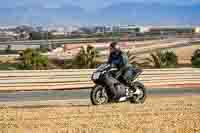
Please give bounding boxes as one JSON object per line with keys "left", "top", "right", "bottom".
{"left": 90, "top": 63, "right": 146, "bottom": 105}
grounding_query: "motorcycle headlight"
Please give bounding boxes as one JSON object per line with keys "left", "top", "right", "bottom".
{"left": 92, "top": 72, "right": 101, "bottom": 80}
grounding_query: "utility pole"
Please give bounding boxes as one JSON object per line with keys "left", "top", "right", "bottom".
{"left": 46, "top": 27, "right": 51, "bottom": 51}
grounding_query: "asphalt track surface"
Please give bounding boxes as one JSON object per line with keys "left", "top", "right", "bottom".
{"left": 0, "top": 88, "right": 199, "bottom": 107}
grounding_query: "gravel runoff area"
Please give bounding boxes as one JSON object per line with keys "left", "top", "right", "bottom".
{"left": 0, "top": 94, "right": 199, "bottom": 133}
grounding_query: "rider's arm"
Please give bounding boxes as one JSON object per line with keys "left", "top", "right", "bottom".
{"left": 119, "top": 52, "right": 129, "bottom": 68}
{"left": 107, "top": 54, "right": 112, "bottom": 64}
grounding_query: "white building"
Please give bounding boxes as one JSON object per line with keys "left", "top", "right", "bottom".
{"left": 112, "top": 25, "right": 140, "bottom": 33}
{"left": 195, "top": 27, "right": 200, "bottom": 33}
{"left": 140, "top": 27, "right": 151, "bottom": 33}
{"left": 0, "top": 31, "right": 18, "bottom": 41}
{"left": 6, "top": 31, "right": 19, "bottom": 36}
{"left": 51, "top": 31, "right": 65, "bottom": 36}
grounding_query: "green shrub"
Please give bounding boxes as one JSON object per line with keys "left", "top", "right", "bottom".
{"left": 148, "top": 50, "right": 178, "bottom": 68}
{"left": 64, "top": 45, "right": 100, "bottom": 69}
{"left": 18, "top": 49, "right": 49, "bottom": 70}
{"left": 191, "top": 49, "right": 200, "bottom": 68}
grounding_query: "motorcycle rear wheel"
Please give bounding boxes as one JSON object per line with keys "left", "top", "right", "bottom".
{"left": 90, "top": 85, "right": 109, "bottom": 105}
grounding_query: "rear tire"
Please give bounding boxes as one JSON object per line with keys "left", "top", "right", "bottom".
{"left": 130, "top": 81, "right": 146, "bottom": 104}
{"left": 90, "top": 85, "right": 109, "bottom": 105}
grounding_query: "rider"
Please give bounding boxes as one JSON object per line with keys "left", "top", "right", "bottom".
{"left": 106, "top": 42, "right": 135, "bottom": 99}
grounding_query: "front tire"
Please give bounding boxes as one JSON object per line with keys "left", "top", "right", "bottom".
{"left": 130, "top": 81, "right": 146, "bottom": 104}
{"left": 90, "top": 85, "right": 109, "bottom": 105}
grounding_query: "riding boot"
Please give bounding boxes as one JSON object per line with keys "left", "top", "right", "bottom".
{"left": 109, "top": 85, "right": 119, "bottom": 101}
{"left": 104, "top": 74, "right": 120, "bottom": 101}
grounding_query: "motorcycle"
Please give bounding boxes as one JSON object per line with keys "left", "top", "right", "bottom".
{"left": 90, "top": 63, "right": 146, "bottom": 105}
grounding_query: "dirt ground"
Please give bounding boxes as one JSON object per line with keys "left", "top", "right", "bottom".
{"left": 0, "top": 95, "right": 199, "bottom": 133}
{"left": 170, "top": 44, "right": 200, "bottom": 64}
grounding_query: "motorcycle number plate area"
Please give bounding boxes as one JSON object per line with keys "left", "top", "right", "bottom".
{"left": 93, "top": 72, "right": 101, "bottom": 79}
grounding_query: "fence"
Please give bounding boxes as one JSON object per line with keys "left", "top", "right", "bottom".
{"left": 0, "top": 68, "right": 199, "bottom": 91}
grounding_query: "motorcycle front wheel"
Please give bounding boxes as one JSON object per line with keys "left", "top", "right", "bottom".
{"left": 90, "top": 85, "right": 109, "bottom": 105}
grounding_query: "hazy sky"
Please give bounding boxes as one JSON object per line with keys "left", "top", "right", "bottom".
{"left": 2, "top": 0, "right": 200, "bottom": 9}
{"left": 0, "top": 0, "right": 200, "bottom": 26}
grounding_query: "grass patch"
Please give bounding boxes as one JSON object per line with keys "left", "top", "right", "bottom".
{"left": 0, "top": 63, "right": 19, "bottom": 70}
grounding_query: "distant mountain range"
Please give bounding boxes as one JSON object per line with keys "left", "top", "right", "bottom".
{"left": 0, "top": 2, "right": 199, "bottom": 26}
